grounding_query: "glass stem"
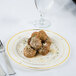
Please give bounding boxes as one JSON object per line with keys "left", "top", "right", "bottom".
{"left": 39, "top": 13, "right": 45, "bottom": 25}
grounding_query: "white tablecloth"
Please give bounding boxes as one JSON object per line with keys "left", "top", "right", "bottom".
{"left": 0, "top": 0, "right": 76, "bottom": 76}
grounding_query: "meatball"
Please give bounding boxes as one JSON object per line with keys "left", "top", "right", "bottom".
{"left": 45, "top": 37, "right": 51, "bottom": 46}
{"left": 24, "top": 30, "right": 51, "bottom": 57}
{"left": 28, "top": 38, "right": 31, "bottom": 45}
{"left": 24, "top": 45, "right": 36, "bottom": 58}
{"left": 30, "top": 37, "right": 42, "bottom": 50}
{"left": 38, "top": 30, "right": 48, "bottom": 41}
{"left": 28, "top": 32, "right": 39, "bottom": 45}
{"left": 38, "top": 44, "right": 50, "bottom": 55}
{"left": 31, "top": 32, "right": 39, "bottom": 38}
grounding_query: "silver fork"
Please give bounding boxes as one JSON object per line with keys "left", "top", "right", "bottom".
{"left": 0, "top": 40, "right": 16, "bottom": 75}
{"left": 0, "top": 64, "right": 6, "bottom": 76}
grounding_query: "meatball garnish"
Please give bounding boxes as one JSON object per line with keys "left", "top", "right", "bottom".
{"left": 30, "top": 37, "right": 42, "bottom": 50}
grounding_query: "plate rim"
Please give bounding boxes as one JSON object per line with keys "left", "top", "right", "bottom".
{"left": 6, "top": 29, "right": 70, "bottom": 69}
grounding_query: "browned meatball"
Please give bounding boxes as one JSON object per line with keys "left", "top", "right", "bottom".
{"left": 38, "top": 44, "right": 50, "bottom": 55}
{"left": 38, "top": 30, "right": 48, "bottom": 41}
{"left": 28, "top": 32, "right": 40, "bottom": 45}
{"left": 24, "top": 45, "right": 36, "bottom": 58}
{"left": 28, "top": 38, "right": 31, "bottom": 45}
{"left": 31, "top": 32, "right": 39, "bottom": 38}
{"left": 45, "top": 37, "right": 51, "bottom": 46}
{"left": 25, "top": 30, "right": 51, "bottom": 57}
{"left": 30, "top": 37, "right": 42, "bottom": 50}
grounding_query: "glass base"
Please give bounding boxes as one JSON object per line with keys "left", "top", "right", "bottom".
{"left": 33, "top": 19, "right": 51, "bottom": 28}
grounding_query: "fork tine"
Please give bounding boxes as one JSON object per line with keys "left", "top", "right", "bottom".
{"left": 0, "top": 40, "right": 3, "bottom": 47}
{"left": 0, "top": 40, "right": 5, "bottom": 52}
{"left": 0, "top": 40, "right": 1, "bottom": 43}
{"left": 0, "top": 40, "right": 2, "bottom": 46}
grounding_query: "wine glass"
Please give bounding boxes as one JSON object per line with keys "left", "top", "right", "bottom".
{"left": 34, "top": 0, "right": 54, "bottom": 28}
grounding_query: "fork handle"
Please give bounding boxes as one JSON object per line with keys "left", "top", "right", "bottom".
{"left": 2, "top": 52, "right": 16, "bottom": 75}
{"left": 0, "top": 64, "right": 6, "bottom": 76}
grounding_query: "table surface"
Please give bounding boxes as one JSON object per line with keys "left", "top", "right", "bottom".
{"left": 0, "top": 0, "right": 76, "bottom": 76}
